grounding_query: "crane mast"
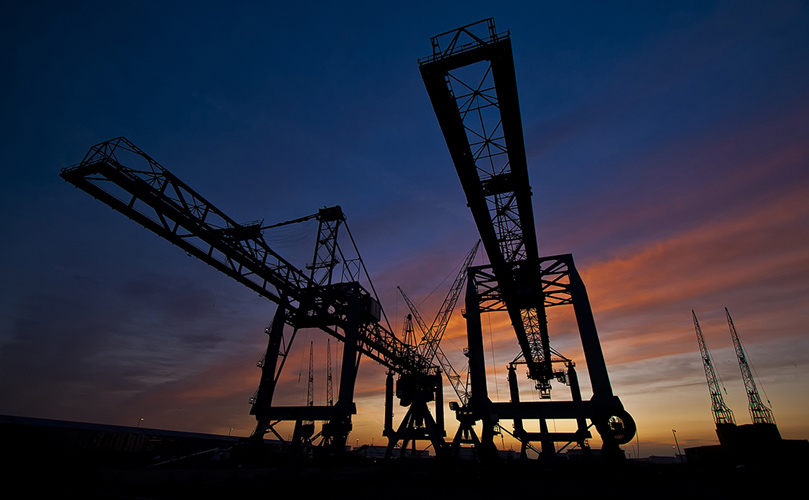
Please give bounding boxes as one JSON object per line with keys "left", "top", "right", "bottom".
{"left": 693, "top": 311, "right": 735, "bottom": 426}
{"left": 399, "top": 289, "right": 469, "bottom": 407}
{"left": 726, "top": 308, "right": 775, "bottom": 425}
{"left": 381, "top": 243, "right": 479, "bottom": 456}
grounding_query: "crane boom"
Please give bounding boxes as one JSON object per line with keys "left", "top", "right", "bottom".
{"left": 726, "top": 308, "right": 775, "bottom": 425}
{"left": 419, "top": 19, "right": 552, "bottom": 389}
{"left": 419, "top": 19, "right": 635, "bottom": 456}
{"left": 59, "top": 137, "right": 432, "bottom": 379}
{"left": 398, "top": 294, "right": 469, "bottom": 406}
{"left": 693, "top": 311, "right": 735, "bottom": 426}
{"left": 416, "top": 241, "right": 480, "bottom": 362}
{"left": 397, "top": 241, "right": 479, "bottom": 406}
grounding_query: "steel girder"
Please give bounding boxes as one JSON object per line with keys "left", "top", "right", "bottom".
{"left": 419, "top": 20, "right": 552, "bottom": 388}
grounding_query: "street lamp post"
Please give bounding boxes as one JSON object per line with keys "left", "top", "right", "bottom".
{"left": 672, "top": 429, "right": 683, "bottom": 462}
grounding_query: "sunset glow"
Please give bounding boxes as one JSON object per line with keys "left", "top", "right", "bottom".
{"left": 1, "top": 1, "right": 807, "bottom": 459}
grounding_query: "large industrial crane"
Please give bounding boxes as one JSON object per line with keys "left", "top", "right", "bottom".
{"left": 693, "top": 311, "right": 735, "bottom": 427}
{"left": 419, "top": 19, "right": 635, "bottom": 458}
{"left": 725, "top": 308, "right": 775, "bottom": 425}
{"left": 59, "top": 137, "right": 443, "bottom": 453}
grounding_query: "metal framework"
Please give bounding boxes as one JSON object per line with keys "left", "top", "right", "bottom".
{"left": 419, "top": 19, "right": 635, "bottom": 458}
{"left": 693, "top": 311, "right": 735, "bottom": 426}
{"left": 726, "top": 308, "right": 775, "bottom": 425}
{"left": 399, "top": 240, "right": 479, "bottom": 405}
{"left": 60, "top": 137, "right": 441, "bottom": 453}
{"left": 383, "top": 242, "right": 479, "bottom": 456}
{"left": 420, "top": 19, "right": 550, "bottom": 390}
{"left": 60, "top": 19, "right": 638, "bottom": 460}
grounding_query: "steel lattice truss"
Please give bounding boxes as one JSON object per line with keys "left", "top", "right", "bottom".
{"left": 420, "top": 20, "right": 552, "bottom": 387}
{"left": 693, "top": 311, "right": 736, "bottom": 426}
{"left": 398, "top": 241, "right": 480, "bottom": 406}
{"left": 60, "top": 137, "right": 433, "bottom": 380}
{"left": 726, "top": 308, "right": 775, "bottom": 425}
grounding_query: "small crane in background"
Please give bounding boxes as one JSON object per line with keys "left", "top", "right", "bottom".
{"left": 725, "top": 308, "right": 776, "bottom": 426}
{"left": 692, "top": 311, "right": 735, "bottom": 427}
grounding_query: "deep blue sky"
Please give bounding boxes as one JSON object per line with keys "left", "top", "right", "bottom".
{"left": 2, "top": 1, "right": 808, "bottom": 457}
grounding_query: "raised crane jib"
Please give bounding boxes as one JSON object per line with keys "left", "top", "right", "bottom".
{"left": 726, "top": 308, "right": 775, "bottom": 425}
{"left": 59, "top": 136, "right": 432, "bottom": 378}
{"left": 693, "top": 310, "right": 735, "bottom": 426}
{"left": 398, "top": 241, "right": 479, "bottom": 403}
{"left": 416, "top": 241, "right": 479, "bottom": 362}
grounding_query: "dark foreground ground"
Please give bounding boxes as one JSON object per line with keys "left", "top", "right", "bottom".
{"left": 3, "top": 415, "right": 804, "bottom": 499}
{"left": 10, "top": 455, "right": 806, "bottom": 500}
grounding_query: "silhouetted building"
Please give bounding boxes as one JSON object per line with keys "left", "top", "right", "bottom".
{"left": 685, "top": 423, "right": 808, "bottom": 467}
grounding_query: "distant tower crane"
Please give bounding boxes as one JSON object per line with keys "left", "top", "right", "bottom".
{"left": 398, "top": 241, "right": 479, "bottom": 406}
{"left": 725, "top": 308, "right": 775, "bottom": 425}
{"left": 692, "top": 311, "right": 735, "bottom": 427}
{"left": 384, "top": 241, "right": 479, "bottom": 456}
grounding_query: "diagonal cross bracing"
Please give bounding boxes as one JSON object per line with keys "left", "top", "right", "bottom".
{"left": 419, "top": 20, "right": 552, "bottom": 386}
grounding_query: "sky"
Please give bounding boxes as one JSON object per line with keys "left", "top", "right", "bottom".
{"left": 1, "top": 1, "right": 808, "bottom": 459}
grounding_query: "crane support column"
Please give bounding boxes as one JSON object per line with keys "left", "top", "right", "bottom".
{"left": 250, "top": 304, "right": 288, "bottom": 437}
{"left": 384, "top": 371, "right": 394, "bottom": 438}
{"left": 461, "top": 268, "right": 499, "bottom": 460}
{"left": 566, "top": 362, "right": 591, "bottom": 455}
{"left": 567, "top": 257, "right": 613, "bottom": 399}
{"left": 322, "top": 285, "right": 362, "bottom": 451}
{"left": 464, "top": 271, "right": 490, "bottom": 408}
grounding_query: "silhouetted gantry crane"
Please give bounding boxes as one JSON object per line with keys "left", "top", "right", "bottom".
{"left": 59, "top": 137, "right": 444, "bottom": 454}
{"left": 61, "top": 18, "right": 637, "bottom": 461}
{"left": 418, "top": 19, "right": 635, "bottom": 459}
